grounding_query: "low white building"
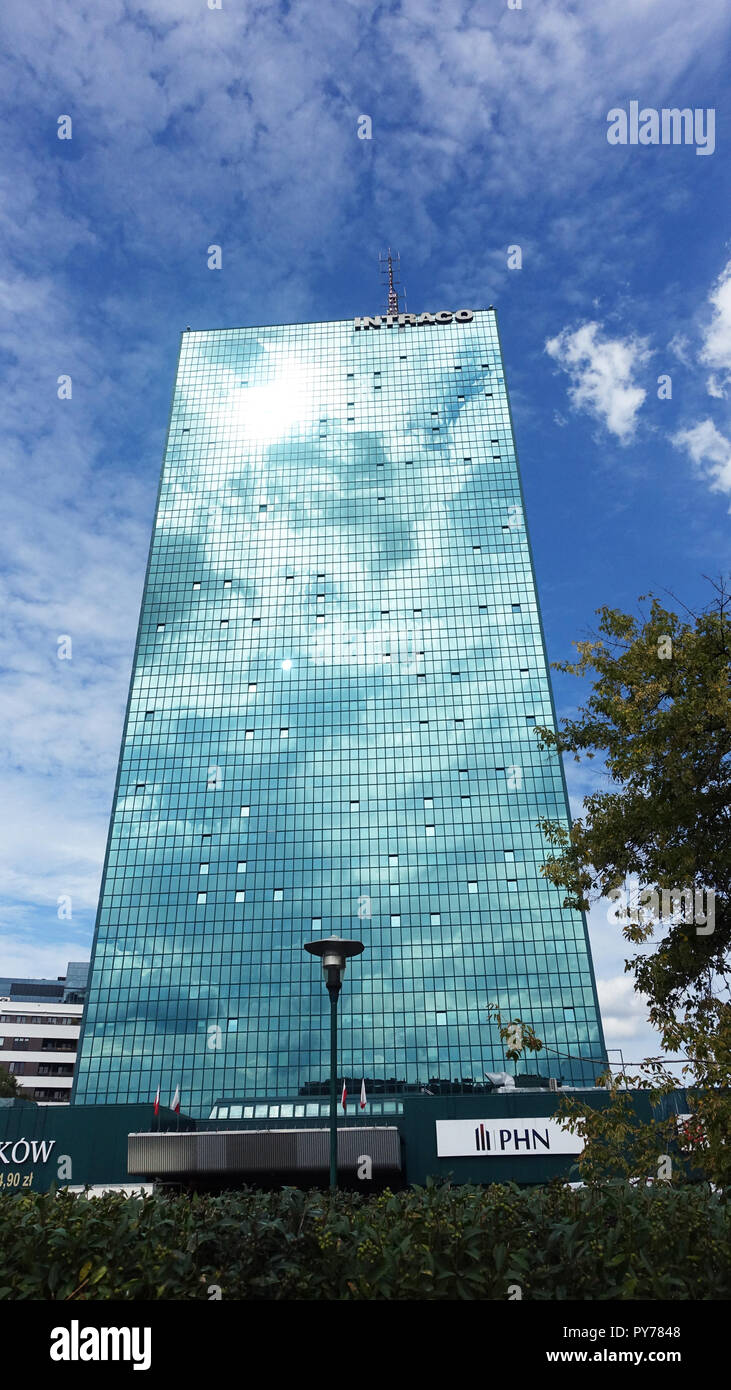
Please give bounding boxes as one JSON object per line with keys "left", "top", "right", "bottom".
{"left": 0, "top": 998, "right": 84, "bottom": 1105}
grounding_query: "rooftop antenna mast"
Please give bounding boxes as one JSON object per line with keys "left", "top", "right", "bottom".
{"left": 378, "top": 248, "right": 405, "bottom": 315}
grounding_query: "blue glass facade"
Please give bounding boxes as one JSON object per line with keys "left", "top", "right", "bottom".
{"left": 74, "top": 308, "right": 606, "bottom": 1116}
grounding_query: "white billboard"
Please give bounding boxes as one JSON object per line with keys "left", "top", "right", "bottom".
{"left": 435, "top": 1117, "right": 583, "bottom": 1158}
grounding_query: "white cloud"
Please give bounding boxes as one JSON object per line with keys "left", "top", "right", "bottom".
{"left": 595, "top": 969, "right": 656, "bottom": 1054}
{"left": 668, "top": 331, "right": 692, "bottom": 366}
{"left": 700, "top": 256, "right": 731, "bottom": 396}
{"left": 587, "top": 900, "right": 686, "bottom": 1071}
{"left": 545, "top": 322, "right": 650, "bottom": 443}
{"left": 595, "top": 972, "right": 687, "bottom": 1076}
{"left": 597, "top": 973, "right": 650, "bottom": 1043}
{"left": 664, "top": 256, "right": 731, "bottom": 508}
{"left": 0, "top": 938, "right": 89, "bottom": 984}
{"left": 671, "top": 418, "right": 731, "bottom": 499}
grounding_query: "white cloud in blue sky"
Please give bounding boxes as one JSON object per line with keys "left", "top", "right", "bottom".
{"left": 671, "top": 418, "right": 731, "bottom": 499}
{"left": 699, "top": 257, "right": 731, "bottom": 397}
{"left": 545, "top": 322, "right": 650, "bottom": 443}
{"left": 1, "top": 0, "right": 729, "bottom": 1064}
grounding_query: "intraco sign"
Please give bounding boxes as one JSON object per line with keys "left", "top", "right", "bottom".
{"left": 354, "top": 309, "right": 475, "bottom": 329}
{"left": 435, "top": 1117, "right": 583, "bottom": 1158}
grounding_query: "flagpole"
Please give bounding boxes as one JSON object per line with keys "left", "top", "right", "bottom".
{"left": 170, "top": 1084, "right": 181, "bottom": 1131}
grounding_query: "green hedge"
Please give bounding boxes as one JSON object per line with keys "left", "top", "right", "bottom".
{"left": 0, "top": 1182, "right": 728, "bottom": 1300}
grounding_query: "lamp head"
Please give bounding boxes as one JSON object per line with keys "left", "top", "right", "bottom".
{"left": 304, "top": 935, "right": 364, "bottom": 989}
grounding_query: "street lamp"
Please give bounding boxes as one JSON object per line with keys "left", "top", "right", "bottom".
{"left": 304, "top": 934, "right": 364, "bottom": 1191}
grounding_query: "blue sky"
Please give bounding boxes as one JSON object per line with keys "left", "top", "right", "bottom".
{"left": 1, "top": 0, "right": 729, "bottom": 1068}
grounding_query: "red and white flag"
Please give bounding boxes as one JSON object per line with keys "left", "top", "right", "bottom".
{"left": 171, "top": 1084, "right": 180, "bottom": 1113}
{"left": 153, "top": 1085, "right": 160, "bottom": 1116}
{"left": 360, "top": 1078, "right": 367, "bottom": 1110}
{"left": 341, "top": 1081, "right": 347, "bottom": 1111}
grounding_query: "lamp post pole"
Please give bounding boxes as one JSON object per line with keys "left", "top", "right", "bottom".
{"left": 327, "top": 970, "right": 339, "bottom": 1191}
{"left": 304, "top": 935, "right": 364, "bottom": 1194}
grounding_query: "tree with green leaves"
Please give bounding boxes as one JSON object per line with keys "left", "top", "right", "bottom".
{"left": 534, "top": 582, "right": 730, "bottom": 1186}
{"left": 486, "top": 1003, "right": 544, "bottom": 1066}
{"left": 0, "top": 1067, "right": 27, "bottom": 1100}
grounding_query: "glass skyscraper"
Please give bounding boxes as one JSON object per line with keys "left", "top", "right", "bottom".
{"left": 73, "top": 306, "right": 606, "bottom": 1117}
